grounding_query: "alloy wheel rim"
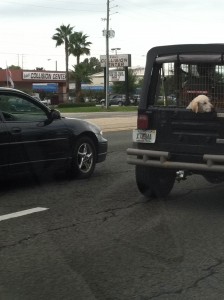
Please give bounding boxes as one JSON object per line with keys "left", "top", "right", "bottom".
{"left": 77, "top": 142, "right": 93, "bottom": 173}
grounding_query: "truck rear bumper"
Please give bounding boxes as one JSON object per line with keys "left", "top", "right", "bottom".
{"left": 127, "top": 148, "right": 224, "bottom": 172}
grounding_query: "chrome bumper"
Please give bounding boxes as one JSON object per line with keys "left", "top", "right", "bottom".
{"left": 127, "top": 148, "right": 224, "bottom": 172}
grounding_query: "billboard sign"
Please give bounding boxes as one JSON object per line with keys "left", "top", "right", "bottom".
{"left": 109, "top": 70, "right": 125, "bottom": 82}
{"left": 100, "top": 54, "right": 131, "bottom": 68}
{"left": 23, "top": 72, "right": 66, "bottom": 81}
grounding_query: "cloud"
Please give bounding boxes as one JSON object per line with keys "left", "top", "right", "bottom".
{"left": 1, "top": 0, "right": 224, "bottom": 70}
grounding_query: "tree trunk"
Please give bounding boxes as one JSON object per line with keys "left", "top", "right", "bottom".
{"left": 76, "top": 79, "right": 82, "bottom": 102}
{"left": 75, "top": 55, "right": 82, "bottom": 102}
{"left": 65, "top": 40, "right": 69, "bottom": 102}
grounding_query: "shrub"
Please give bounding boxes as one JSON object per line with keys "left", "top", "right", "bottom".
{"left": 58, "top": 102, "right": 96, "bottom": 108}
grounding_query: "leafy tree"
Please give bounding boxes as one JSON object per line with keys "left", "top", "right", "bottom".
{"left": 112, "top": 69, "right": 139, "bottom": 95}
{"left": 8, "top": 65, "right": 21, "bottom": 70}
{"left": 137, "top": 77, "right": 144, "bottom": 88}
{"left": 52, "top": 24, "right": 74, "bottom": 101}
{"left": 82, "top": 57, "right": 103, "bottom": 75}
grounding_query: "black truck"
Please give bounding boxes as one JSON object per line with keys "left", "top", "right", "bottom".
{"left": 127, "top": 44, "right": 224, "bottom": 198}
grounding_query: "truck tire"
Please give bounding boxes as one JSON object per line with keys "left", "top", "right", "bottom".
{"left": 135, "top": 166, "right": 176, "bottom": 198}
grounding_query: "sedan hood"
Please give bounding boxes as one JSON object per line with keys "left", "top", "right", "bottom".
{"left": 61, "top": 116, "right": 102, "bottom": 134}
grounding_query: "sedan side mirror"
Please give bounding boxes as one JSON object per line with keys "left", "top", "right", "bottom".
{"left": 50, "top": 109, "right": 61, "bottom": 120}
{"left": 45, "top": 109, "right": 61, "bottom": 125}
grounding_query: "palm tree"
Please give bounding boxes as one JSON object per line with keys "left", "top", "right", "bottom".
{"left": 70, "top": 62, "right": 92, "bottom": 101}
{"left": 52, "top": 24, "right": 74, "bottom": 101}
{"left": 69, "top": 32, "right": 92, "bottom": 65}
{"left": 69, "top": 32, "right": 92, "bottom": 101}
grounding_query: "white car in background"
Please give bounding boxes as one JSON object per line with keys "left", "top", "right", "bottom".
{"left": 41, "top": 98, "right": 51, "bottom": 105}
{"left": 33, "top": 96, "right": 51, "bottom": 105}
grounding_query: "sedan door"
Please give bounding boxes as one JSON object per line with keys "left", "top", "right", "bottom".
{"left": 0, "top": 92, "right": 71, "bottom": 175}
{"left": 0, "top": 116, "right": 11, "bottom": 175}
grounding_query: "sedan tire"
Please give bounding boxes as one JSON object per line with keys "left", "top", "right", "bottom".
{"left": 70, "top": 136, "right": 96, "bottom": 179}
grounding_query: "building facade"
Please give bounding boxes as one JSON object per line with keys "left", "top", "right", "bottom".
{"left": 0, "top": 69, "right": 66, "bottom": 103}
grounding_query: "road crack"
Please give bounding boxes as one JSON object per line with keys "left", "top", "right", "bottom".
{"left": 95, "top": 201, "right": 144, "bottom": 221}
{"left": 0, "top": 221, "right": 81, "bottom": 252}
{"left": 141, "top": 258, "right": 224, "bottom": 299}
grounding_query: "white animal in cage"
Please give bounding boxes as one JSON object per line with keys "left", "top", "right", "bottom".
{"left": 187, "top": 95, "right": 213, "bottom": 113}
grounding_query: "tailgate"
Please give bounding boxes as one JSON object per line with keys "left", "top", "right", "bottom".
{"left": 139, "top": 107, "right": 224, "bottom": 155}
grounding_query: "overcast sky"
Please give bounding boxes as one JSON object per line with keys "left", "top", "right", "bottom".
{"left": 1, "top": 0, "right": 224, "bottom": 71}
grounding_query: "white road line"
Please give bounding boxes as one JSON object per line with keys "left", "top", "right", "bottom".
{"left": 0, "top": 207, "right": 49, "bottom": 221}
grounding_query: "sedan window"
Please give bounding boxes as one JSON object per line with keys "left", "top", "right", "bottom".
{"left": 0, "top": 95, "right": 47, "bottom": 122}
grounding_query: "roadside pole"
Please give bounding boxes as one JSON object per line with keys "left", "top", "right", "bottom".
{"left": 105, "top": 0, "right": 109, "bottom": 109}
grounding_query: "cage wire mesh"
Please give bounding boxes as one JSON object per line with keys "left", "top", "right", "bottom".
{"left": 157, "top": 62, "right": 224, "bottom": 110}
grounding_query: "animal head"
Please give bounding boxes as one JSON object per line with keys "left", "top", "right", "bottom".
{"left": 187, "top": 95, "right": 213, "bottom": 113}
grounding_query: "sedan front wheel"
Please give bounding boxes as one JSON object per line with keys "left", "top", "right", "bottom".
{"left": 70, "top": 136, "right": 96, "bottom": 179}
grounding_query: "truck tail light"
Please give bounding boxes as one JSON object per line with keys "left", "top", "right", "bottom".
{"left": 137, "top": 114, "right": 149, "bottom": 129}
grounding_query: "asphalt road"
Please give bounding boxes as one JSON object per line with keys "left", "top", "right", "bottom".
{"left": 1, "top": 125, "right": 224, "bottom": 299}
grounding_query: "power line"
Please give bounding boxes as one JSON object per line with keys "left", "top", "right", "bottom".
{"left": 0, "top": 51, "right": 64, "bottom": 58}
{"left": 1, "top": 0, "right": 105, "bottom": 12}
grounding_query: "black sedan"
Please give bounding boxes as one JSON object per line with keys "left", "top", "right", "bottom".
{"left": 0, "top": 88, "right": 107, "bottom": 180}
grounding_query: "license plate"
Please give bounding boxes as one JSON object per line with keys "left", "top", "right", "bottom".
{"left": 133, "top": 129, "right": 156, "bottom": 143}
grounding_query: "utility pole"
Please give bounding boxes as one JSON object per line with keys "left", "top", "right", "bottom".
{"left": 105, "top": 0, "right": 110, "bottom": 109}
{"left": 102, "top": 0, "right": 117, "bottom": 108}
{"left": 22, "top": 54, "right": 24, "bottom": 69}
